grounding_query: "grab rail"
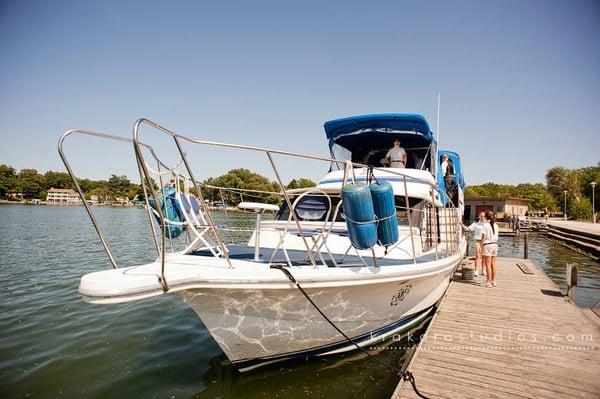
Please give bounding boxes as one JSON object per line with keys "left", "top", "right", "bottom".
{"left": 58, "top": 129, "right": 169, "bottom": 270}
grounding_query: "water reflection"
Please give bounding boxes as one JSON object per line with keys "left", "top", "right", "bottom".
{"left": 193, "top": 321, "right": 429, "bottom": 399}
{"left": 497, "top": 233, "right": 600, "bottom": 308}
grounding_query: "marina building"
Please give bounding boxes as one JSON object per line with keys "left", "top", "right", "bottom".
{"left": 464, "top": 196, "right": 531, "bottom": 220}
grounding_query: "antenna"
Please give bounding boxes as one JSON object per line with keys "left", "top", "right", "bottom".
{"left": 436, "top": 92, "right": 441, "bottom": 168}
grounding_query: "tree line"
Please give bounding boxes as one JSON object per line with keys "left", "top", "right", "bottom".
{"left": 0, "top": 164, "right": 316, "bottom": 205}
{"left": 3, "top": 161, "right": 596, "bottom": 220}
{"left": 0, "top": 164, "right": 145, "bottom": 202}
{"left": 466, "top": 162, "right": 599, "bottom": 220}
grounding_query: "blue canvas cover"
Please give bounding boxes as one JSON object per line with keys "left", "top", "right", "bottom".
{"left": 325, "top": 114, "right": 434, "bottom": 151}
{"left": 437, "top": 150, "right": 465, "bottom": 205}
{"left": 324, "top": 114, "right": 432, "bottom": 140}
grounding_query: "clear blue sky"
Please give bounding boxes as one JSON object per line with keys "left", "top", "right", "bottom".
{"left": 1, "top": 0, "right": 598, "bottom": 185}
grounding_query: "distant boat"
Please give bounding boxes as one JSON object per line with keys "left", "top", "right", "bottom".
{"left": 60, "top": 114, "right": 467, "bottom": 371}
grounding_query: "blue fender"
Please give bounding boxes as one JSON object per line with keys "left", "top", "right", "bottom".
{"left": 341, "top": 184, "right": 377, "bottom": 250}
{"left": 370, "top": 181, "right": 399, "bottom": 246}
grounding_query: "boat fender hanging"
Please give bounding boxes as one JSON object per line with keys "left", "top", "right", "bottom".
{"left": 341, "top": 184, "right": 378, "bottom": 250}
{"left": 370, "top": 181, "right": 399, "bottom": 247}
{"left": 149, "top": 187, "right": 185, "bottom": 238}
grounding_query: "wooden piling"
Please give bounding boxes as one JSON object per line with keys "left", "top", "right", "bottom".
{"left": 566, "top": 263, "right": 578, "bottom": 301}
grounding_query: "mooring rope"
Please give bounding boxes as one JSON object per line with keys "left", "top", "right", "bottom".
{"left": 270, "top": 264, "right": 430, "bottom": 399}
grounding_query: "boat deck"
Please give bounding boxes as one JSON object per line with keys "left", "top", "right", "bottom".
{"left": 392, "top": 257, "right": 600, "bottom": 398}
{"left": 191, "top": 244, "right": 440, "bottom": 267}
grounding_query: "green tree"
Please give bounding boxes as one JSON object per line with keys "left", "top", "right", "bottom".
{"left": 202, "top": 169, "right": 280, "bottom": 205}
{"left": 108, "top": 174, "right": 132, "bottom": 198}
{"left": 569, "top": 197, "right": 593, "bottom": 220}
{"left": 545, "top": 167, "right": 581, "bottom": 211}
{"left": 512, "top": 183, "right": 556, "bottom": 210}
{"left": 0, "top": 164, "right": 18, "bottom": 197}
{"left": 578, "top": 163, "right": 600, "bottom": 214}
{"left": 287, "top": 178, "right": 316, "bottom": 189}
{"left": 17, "top": 169, "right": 46, "bottom": 199}
{"left": 78, "top": 178, "right": 103, "bottom": 193}
{"left": 44, "top": 171, "right": 73, "bottom": 190}
{"left": 90, "top": 184, "right": 110, "bottom": 202}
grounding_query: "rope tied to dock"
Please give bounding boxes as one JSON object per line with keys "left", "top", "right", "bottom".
{"left": 270, "top": 264, "right": 430, "bottom": 399}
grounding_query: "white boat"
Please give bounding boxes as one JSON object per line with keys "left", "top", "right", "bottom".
{"left": 59, "top": 114, "right": 466, "bottom": 371}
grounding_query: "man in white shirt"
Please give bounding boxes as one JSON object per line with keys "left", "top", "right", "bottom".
{"left": 441, "top": 155, "right": 449, "bottom": 175}
{"left": 440, "top": 154, "right": 456, "bottom": 205}
{"left": 383, "top": 139, "right": 407, "bottom": 168}
{"left": 463, "top": 212, "right": 486, "bottom": 276}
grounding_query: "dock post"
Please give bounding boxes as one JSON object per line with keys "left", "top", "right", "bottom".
{"left": 523, "top": 233, "right": 529, "bottom": 259}
{"left": 566, "top": 263, "right": 578, "bottom": 300}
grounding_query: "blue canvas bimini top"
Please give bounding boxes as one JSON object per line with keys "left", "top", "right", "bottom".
{"left": 324, "top": 114, "right": 433, "bottom": 141}
{"left": 324, "top": 114, "right": 435, "bottom": 156}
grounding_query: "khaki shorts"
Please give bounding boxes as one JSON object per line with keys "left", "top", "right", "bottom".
{"left": 482, "top": 243, "right": 498, "bottom": 257}
{"left": 475, "top": 240, "right": 482, "bottom": 256}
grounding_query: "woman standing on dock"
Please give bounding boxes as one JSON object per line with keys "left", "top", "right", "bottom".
{"left": 481, "top": 210, "right": 499, "bottom": 287}
{"left": 464, "top": 212, "right": 486, "bottom": 276}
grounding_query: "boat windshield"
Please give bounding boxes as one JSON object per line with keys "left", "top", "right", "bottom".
{"left": 329, "top": 143, "right": 352, "bottom": 171}
{"left": 330, "top": 141, "right": 432, "bottom": 171}
{"left": 325, "top": 114, "right": 436, "bottom": 172}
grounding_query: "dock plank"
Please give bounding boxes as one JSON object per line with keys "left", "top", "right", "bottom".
{"left": 392, "top": 257, "right": 600, "bottom": 398}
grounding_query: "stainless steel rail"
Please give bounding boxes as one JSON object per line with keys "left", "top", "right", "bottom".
{"left": 58, "top": 130, "right": 122, "bottom": 269}
{"left": 58, "top": 118, "right": 462, "bottom": 287}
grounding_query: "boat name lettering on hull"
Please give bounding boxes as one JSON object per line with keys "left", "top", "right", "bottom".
{"left": 390, "top": 283, "right": 413, "bottom": 306}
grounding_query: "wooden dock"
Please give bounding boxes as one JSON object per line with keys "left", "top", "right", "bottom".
{"left": 392, "top": 257, "right": 600, "bottom": 399}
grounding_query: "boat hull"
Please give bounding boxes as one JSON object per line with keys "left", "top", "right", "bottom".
{"left": 177, "top": 258, "right": 457, "bottom": 371}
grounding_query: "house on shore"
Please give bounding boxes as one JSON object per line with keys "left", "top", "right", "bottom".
{"left": 46, "top": 188, "right": 81, "bottom": 204}
{"left": 113, "top": 196, "right": 132, "bottom": 207}
{"left": 7, "top": 192, "right": 24, "bottom": 200}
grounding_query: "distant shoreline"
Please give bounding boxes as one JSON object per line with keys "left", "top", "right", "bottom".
{"left": 0, "top": 200, "right": 250, "bottom": 213}
{"left": 0, "top": 199, "right": 136, "bottom": 208}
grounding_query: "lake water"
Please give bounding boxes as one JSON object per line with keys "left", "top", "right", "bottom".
{"left": 1, "top": 205, "right": 598, "bottom": 398}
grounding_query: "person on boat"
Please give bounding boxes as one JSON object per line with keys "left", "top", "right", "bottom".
{"left": 411, "top": 152, "right": 424, "bottom": 170}
{"left": 481, "top": 210, "right": 499, "bottom": 288}
{"left": 383, "top": 139, "right": 407, "bottom": 168}
{"left": 440, "top": 154, "right": 456, "bottom": 205}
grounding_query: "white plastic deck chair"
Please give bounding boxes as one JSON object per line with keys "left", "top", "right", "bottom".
{"left": 176, "top": 191, "right": 221, "bottom": 256}
{"left": 269, "top": 188, "right": 332, "bottom": 267}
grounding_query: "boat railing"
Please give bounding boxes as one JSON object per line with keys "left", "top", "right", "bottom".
{"left": 59, "top": 118, "right": 463, "bottom": 291}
